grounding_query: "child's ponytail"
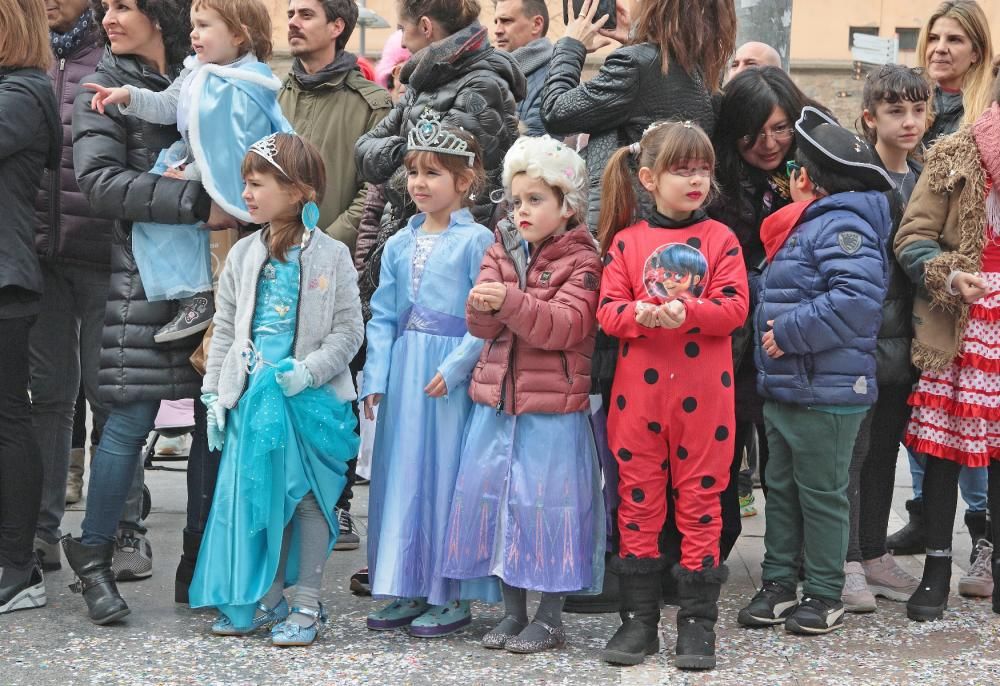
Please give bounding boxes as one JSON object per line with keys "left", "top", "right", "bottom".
{"left": 597, "top": 146, "right": 640, "bottom": 256}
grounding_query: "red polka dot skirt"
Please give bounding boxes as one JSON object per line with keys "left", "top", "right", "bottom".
{"left": 906, "top": 266, "right": 1000, "bottom": 467}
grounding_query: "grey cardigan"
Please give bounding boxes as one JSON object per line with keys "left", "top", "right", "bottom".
{"left": 204, "top": 228, "right": 363, "bottom": 408}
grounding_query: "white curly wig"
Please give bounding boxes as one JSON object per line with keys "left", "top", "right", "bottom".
{"left": 501, "top": 135, "right": 588, "bottom": 223}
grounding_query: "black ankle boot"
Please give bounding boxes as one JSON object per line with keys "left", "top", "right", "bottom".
{"left": 565, "top": 555, "right": 620, "bottom": 613}
{"left": 965, "top": 511, "right": 990, "bottom": 563}
{"left": 61, "top": 536, "right": 130, "bottom": 625}
{"left": 907, "top": 554, "right": 952, "bottom": 622}
{"left": 887, "top": 499, "right": 925, "bottom": 556}
{"left": 601, "top": 557, "right": 663, "bottom": 666}
{"left": 674, "top": 564, "right": 728, "bottom": 670}
{"left": 174, "top": 529, "right": 202, "bottom": 604}
{"left": 993, "top": 559, "right": 1000, "bottom": 615}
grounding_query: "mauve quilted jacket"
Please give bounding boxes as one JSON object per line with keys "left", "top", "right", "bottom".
{"left": 35, "top": 34, "right": 112, "bottom": 269}
{"left": 467, "top": 223, "right": 601, "bottom": 415}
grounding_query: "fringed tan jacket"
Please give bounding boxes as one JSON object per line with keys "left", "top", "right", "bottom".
{"left": 894, "top": 125, "right": 987, "bottom": 371}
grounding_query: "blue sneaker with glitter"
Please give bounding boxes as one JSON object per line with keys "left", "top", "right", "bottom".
{"left": 212, "top": 597, "right": 289, "bottom": 636}
{"left": 407, "top": 600, "right": 472, "bottom": 637}
{"left": 367, "top": 597, "right": 430, "bottom": 630}
{"left": 271, "top": 603, "right": 327, "bottom": 647}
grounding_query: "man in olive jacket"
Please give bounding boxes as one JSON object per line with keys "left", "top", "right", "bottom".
{"left": 279, "top": 0, "right": 391, "bottom": 256}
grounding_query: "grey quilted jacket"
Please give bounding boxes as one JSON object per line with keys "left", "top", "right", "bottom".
{"left": 204, "top": 229, "right": 364, "bottom": 409}
{"left": 354, "top": 22, "right": 526, "bottom": 226}
{"left": 540, "top": 38, "right": 716, "bottom": 228}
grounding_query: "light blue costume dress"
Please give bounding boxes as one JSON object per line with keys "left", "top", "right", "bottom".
{"left": 189, "top": 248, "right": 358, "bottom": 628}
{"left": 362, "top": 208, "right": 500, "bottom": 605}
{"left": 130, "top": 55, "right": 292, "bottom": 300}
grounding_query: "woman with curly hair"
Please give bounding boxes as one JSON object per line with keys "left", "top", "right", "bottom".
{"left": 61, "top": 0, "right": 238, "bottom": 625}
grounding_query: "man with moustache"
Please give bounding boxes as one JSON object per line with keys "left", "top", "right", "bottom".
{"left": 493, "top": 0, "right": 552, "bottom": 136}
{"left": 278, "top": 0, "right": 390, "bottom": 549}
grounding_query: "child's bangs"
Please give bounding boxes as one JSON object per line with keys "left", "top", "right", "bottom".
{"left": 652, "top": 126, "right": 716, "bottom": 175}
{"left": 241, "top": 150, "right": 281, "bottom": 182}
{"left": 870, "top": 69, "right": 931, "bottom": 106}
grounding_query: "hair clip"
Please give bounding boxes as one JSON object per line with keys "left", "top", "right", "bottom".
{"left": 407, "top": 109, "right": 475, "bottom": 166}
{"left": 682, "top": 121, "right": 694, "bottom": 129}
{"left": 249, "top": 133, "right": 289, "bottom": 178}
{"left": 629, "top": 141, "right": 642, "bottom": 156}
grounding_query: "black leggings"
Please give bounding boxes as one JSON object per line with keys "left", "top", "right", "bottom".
{"left": 923, "top": 456, "right": 1000, "bottom": 551}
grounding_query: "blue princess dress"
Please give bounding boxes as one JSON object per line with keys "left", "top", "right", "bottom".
{"left": 189, "top": 247, "right": 358, "bottom": 628}
{"left": 362, "top": 208, "right": 500, "bottom": 605}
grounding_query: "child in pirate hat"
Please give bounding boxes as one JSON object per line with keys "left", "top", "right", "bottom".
{"left": 736, "top": 106, "right": 894, "bottom": 636}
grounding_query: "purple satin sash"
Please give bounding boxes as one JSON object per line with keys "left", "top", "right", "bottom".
{"left": 396, "top": 304, "right": 468, "bottom": 339}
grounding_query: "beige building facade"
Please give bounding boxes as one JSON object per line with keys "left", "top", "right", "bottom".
{"left": 266, "top": 0, "right": 1000, "bottom": 66}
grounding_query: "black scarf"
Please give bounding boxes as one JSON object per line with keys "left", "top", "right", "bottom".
{"left": 291, "top": 51, "right": 359, "bottom": 91}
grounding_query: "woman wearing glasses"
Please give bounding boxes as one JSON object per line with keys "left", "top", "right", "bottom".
{"left": 709, "top": 65, "right": 816, "bottom": 560}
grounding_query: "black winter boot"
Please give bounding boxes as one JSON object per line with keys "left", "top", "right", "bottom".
{"left": 565, "top": 555, "right": 620, "bottom": 613}
{"left": 174, "top": 529, "right": 202, "bottom": 604}
{"left": 601, "top": 557, "right": 664, "bottom": 666}
{"left": 674, "top": 564, "right": 728, "bottom": 670}
{"left": 906, "top": 554, "right": 952, "bottom": 622}
{"left": 61, "top": 536, "right": 129, "bottom": 625}
{"left": 965, "top": 511, "right": 990, "bottom": 563}
{"left": 993, "top": 559, "right": 1000, "bottom": 615}
{"left": 886, "top": 499, "right": 925, "bottom": 556}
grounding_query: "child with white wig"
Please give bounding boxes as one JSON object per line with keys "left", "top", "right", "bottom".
{"left": 442, "top": 135, "right": 606, "bottom": 654}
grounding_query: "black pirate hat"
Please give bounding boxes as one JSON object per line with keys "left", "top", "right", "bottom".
{"left": 794, "top": 106, "right": 895, "bottom": 193}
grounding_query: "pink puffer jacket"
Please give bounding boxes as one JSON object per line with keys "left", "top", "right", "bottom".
{"left": 467, "top": 223, "right": 601, "bottom": 415}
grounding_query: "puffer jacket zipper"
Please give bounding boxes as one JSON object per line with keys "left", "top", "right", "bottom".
{"left": 47, "top": 58, "right": 66, "bottom": 260}
{"left": 495, "top": 235, "right": 552, "bottom": 415}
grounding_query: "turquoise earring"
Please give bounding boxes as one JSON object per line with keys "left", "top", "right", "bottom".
{"left": 301, "top": 201, "right": 320, "bottom": 230}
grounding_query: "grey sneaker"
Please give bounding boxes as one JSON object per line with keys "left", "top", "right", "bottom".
{"left": 958, "top": 540, "right": 994, "bottom": 598}
{"left": 34, "top": 537, "right": 61, "bottom": 572}
{"left": 112, "top": 529, "right": 153, "bottom": 581}
{"left": 333, "top": 508, "right": 360, "bottom": 551}
{"left": 842, "top": 561, "right": 876, "bottom": 613}
{"left": 862, "top": 553, "right": 919, "bottom": 601}
{"left": 153, "top": 293, "right": 213, "bottom": 343}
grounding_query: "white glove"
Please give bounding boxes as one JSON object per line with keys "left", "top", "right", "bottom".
{"left": 201, "top": 393, "right": 226, "bottom": 452}
{"left": 275, "top": 358, "right": 313, "bottom": 397}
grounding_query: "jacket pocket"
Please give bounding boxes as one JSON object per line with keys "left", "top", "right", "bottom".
{"left": 559, "top": 351, "right": 572, "bottom": 385}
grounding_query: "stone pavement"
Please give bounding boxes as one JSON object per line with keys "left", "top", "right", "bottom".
{"left": 2, "top": 450, "right": 1000, "bottom": 686}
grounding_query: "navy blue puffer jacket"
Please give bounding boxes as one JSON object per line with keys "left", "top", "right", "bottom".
{"left": 754, "top": 191, "right": 891, "bottom": 406}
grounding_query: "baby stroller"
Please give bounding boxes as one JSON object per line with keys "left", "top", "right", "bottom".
{"left": 139, "top": 399, "right": 195, "bottom": 519}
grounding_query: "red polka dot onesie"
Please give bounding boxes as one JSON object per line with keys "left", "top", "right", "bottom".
{"left": 597, "top": 214, "right": 749, "bottom": 572}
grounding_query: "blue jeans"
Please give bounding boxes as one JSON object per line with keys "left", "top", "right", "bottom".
{"left": 81, "top": 401, "right": 160, "bottom": 545}
{"left": 908, "top": 448, "right": 987, "bottom": 512}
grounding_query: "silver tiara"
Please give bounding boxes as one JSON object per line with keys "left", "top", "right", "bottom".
{"left": 249, "top": 133, "right": 289, "bottom": 177}
{"left": 407, "top": 110, "right": 475, "bottom": 166}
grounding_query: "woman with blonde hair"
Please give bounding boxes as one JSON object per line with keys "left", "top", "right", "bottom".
{"left": 918, "top": 0, "right": 994, "bottom": 146}
{"left": 0, "top": 0, "right": 61, "bottom": 615}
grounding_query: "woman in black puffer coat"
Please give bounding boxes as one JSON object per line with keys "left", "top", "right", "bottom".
{"left": 354, "top": 0, "right": 525, "bottom": 229}
{"left": 0, "top": 0, "right": 61, "bottom": 615}
{"left": 63, "top": 0, "right": 235, "bottom": 625}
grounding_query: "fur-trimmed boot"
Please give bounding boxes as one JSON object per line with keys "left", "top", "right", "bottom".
{"left": 601, "top": 556, "right": 664, "bottom": 666}
{"left": 674, "top": 564, "right": 728, "bottom": 670}
{"left": 174, "top": 529, "right": 202, "bottom": 604}
{"left": 61, "top": 536, "right": 129, "bottom": 625}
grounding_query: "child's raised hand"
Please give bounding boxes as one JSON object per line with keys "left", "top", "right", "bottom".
{"left": 363, "top": 393, "right": 383, "bottom": 421}
{"left": 424, "top": 373, "right": 448, "bottom": 398}
{"left": 470, "top": 282, "right": 507, "bottom": 311}
{"left": 762, "top": 320, "right": 785, "bottom": 358}
{"left": 634, "top": 301, "right": 658, "bottom": 328}
{"left": 656, "top": 300, "right": 687, "bottom": 329}
{"left": 82, "top": 83, "right": 131, "bottom": 114}
{"left": 953, "top": 271, "right": 987, "bottom": 304}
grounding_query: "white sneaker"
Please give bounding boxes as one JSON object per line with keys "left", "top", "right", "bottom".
{"left": 959, "top": 540, "right": 994, "bottom": 598}
{"left": 842, "top": 561, "right": 877, "bottom": 612}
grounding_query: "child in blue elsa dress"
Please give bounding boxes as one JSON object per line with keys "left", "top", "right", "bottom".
{"left": 191, "top": 133, "right": 363, "bottom": 647}
{"left": 361, "top": 111, "right": 500, "bottom": 637}
{"left": 84, "top": 0, "right": 291, "bottom": 343}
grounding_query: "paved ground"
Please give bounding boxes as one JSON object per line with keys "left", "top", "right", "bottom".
{"left": 3, "top": 445, "right": 1000, "bottom": 685}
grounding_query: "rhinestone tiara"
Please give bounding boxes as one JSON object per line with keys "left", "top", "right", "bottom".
{"left": 407, "top": 109, "right": 475, "bottom": 166}
{"left": 249, "top": 133, "right": 289, "bottom": 177}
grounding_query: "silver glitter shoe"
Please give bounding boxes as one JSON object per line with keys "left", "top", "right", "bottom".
{"left": 505, "top": 619, "right": 566, "bottom": 654}
{"left": 481, "top": 615, "right": 527, "bottom": 649}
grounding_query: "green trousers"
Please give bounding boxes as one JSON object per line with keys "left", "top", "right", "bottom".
{"left": 761, "top": 401, "right": 866, "bottom": 601}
